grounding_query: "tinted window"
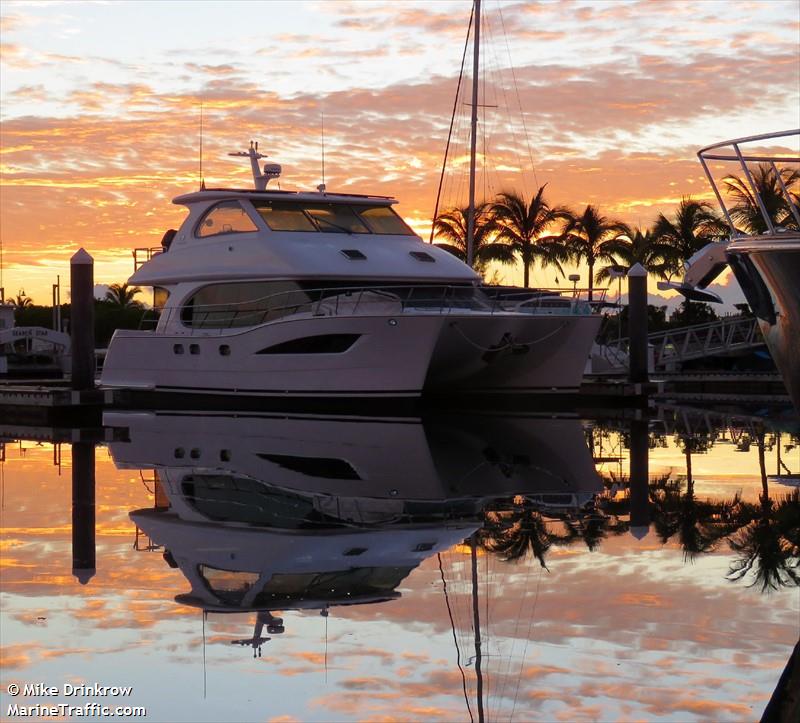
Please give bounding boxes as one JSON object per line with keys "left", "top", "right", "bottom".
{"left": 305, "top": 204, "right": 369, "bottom": 234}
{"left": 196, "top": 201, "right": 258, "bottom": 237}
{"left": 181, "top": 281, "right": 313, "bottom": 328}
{"left": 253, "top": 201, "right": 317, "bottom": 232}
{"left": 356, "top": 205, "right": 415, "bottom": 235}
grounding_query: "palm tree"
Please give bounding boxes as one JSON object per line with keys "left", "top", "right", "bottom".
{"left": 490, "top": 187, "right": 570, "bottom": 288}
{"left": 12, "top": 293, "right": 33, "bottom": 307}
{"left": 105, "top": 283, "right": 142, "bottom": 309}
{"left": 433, "top": 204, "right": 515, "bottom": 276}
{"left": 559, "top": 205, "right": 628, "bottom": 300}
{"left": 722, "top": 163, "right": 800, "bottom": 234}
{"left": 651, "top": 197, "right": 727, "bottom": 278}
{"left": 596, "top": 225, "right": 673, "bottom": 283}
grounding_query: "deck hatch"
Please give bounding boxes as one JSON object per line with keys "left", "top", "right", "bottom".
{"left": 409, "top": 251, "right": 435, "bottom": 262}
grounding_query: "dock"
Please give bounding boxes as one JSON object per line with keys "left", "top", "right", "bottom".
{"left": 0, "top": 371, "right": 791, "bottom": 428}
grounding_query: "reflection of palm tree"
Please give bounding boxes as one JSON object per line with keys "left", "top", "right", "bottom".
{"left": 561, "top": 511, "right": 609, "bottom": 551}
{"left": 105, "top": 283, "right": 142, "bottom": 309}
{"left": 723, "top": 164, "right": 800, "bottom": 234}
{"left": 478, "top": 503, "right": 556, "bottom": 569}
{"left": 726, "top": 434, "right": 800, "bottom": 592}
{"left": 648, "top": 476, "right": 747, "bottom": 561}
{"left": 490, "top": 187, "right": 569, "bottom": 288}
{"left": 433, "top": 205, "right": 515, "bottom": 275}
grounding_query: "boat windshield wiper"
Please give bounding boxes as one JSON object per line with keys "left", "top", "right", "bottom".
{"left": 308, "top": 214, "right": 354, "bottom": 235}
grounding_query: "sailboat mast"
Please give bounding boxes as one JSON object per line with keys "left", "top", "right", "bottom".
{"left": 471, "top": 534, "right": 485, "bottom": 723}
{"left": 466, "top": 0, "right": 481, "bottom": 269}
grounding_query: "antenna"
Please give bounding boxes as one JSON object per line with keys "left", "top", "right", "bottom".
{"left": 202, "top": 611, "right": 207, "bottom": 699}
{"left": 318, "top": 107, "right": 326, "bottom": 194}
{"left": 199, "top": 101, "right": 205, "bottom": 191}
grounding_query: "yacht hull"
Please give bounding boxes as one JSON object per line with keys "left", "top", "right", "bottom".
{"left": 727, "top": 235, "right": 800, "bottom": 411}
{"left": 101, "top": 312, "right": 599, "bottom": 397}
{"left": 425, "top": 313, "right": 601, "bottom": 393}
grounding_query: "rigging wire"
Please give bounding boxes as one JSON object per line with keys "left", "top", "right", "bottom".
{"left": 430, "top": 4, "right": 475, "bottom": 243}
{"left": 202, "top": 611, "right": 208, "bottom": 700}
{"left": 497, "top": 0, "right": 540, "bottom": 189}
{"left": 492, "top": 534, "right": 536, "bottom": 719}
{"left": 439, "top": 552, "right": 475, "bottom": 723}
{"left": 509, "top": 562, "right": 545, "bottom": 723}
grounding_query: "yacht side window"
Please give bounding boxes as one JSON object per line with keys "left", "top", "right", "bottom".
{"left": 195, "top": 201, "right": 258, "bottom": 238}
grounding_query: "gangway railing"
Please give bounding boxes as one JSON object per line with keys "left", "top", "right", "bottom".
{"left": 601, "top": 314, "right": 763, "bottom": 370}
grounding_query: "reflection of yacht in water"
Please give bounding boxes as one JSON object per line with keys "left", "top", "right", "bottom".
{"left": 662, "top": 130, "right": 800, "bottom": 410}
{"left": 111, "top": 411, "right": 601, "bottom": 630}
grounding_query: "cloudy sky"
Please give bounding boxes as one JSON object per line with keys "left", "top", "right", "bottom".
{"left": 1, "top": 0, "right": 798, "bottom": 305}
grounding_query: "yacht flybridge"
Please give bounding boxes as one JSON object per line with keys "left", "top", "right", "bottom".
{"left": 100, "top": 143, "right": 600, "bottom": 399}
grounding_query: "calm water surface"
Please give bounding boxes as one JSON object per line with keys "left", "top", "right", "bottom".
{"left": 1, "top": 408, "right": 798, "bottom": 722}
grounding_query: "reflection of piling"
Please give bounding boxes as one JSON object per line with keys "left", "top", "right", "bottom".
{"left": 627, "top": 263, "right": 648, "bottom": 384}
{"left": 70, "top": 249, "right": 95, "bottom": 390}
{"left": 72, "top": 441, "right": 96, "bottom": 585}
{"left": 629, "top": 419, "right": 650, "bottom": 539}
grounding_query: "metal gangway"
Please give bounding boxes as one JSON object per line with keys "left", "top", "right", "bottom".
{"left": 598, "top": 314, "right": 763, "bottom": 371}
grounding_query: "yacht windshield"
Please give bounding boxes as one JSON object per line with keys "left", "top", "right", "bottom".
{"left": 305, "top": 204, "right": 369, "bottom": 234}
{"left": 251, "top": 200, "right": 415, "bottom": 235}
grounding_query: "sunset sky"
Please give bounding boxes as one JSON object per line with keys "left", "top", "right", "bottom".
{"left": 1, "top": 0, "right": 798, "bottom": 306}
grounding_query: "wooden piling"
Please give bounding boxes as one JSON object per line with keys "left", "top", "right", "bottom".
{"left": 70, "top": 249, "right": 95, "bottom": 390}
{"left": 72, "top": 441, "right": 96, "bottom": 585}
{"left": 628, "top": 263, "right": 649, "bottom": 384}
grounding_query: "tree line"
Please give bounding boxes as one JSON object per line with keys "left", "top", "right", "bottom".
{"left": 432, "top": 163, "right": 800, "bottom": 298}
{"left": 8, "top": 283, "right": 147, "bottom": 347}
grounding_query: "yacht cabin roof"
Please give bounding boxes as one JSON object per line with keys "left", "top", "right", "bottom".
{"left": 174, "top": 188, "right": 397, "bottom": 206}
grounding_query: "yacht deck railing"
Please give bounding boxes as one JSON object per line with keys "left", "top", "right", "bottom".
{"left": 697, "top": 129, "right": 800, "bottom": 237}
{"left": 139, "top": 283, "right": 607, "bottom": 333}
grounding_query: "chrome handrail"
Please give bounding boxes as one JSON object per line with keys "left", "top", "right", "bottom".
{"left": 138, "top": 283, "right": 607, "bottom": 333}
{"left": 697, "top": 129, "right": 800, "bottom": 237}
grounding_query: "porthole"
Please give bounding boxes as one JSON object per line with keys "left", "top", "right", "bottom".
{"left": 189, "top": 344, "right": 200, "bottom": 355}
{"left": 219, "top": 345, "right": 231, "bottom": 356}
{"left": 173, "top": 344, "right": 184, "bottom": 355}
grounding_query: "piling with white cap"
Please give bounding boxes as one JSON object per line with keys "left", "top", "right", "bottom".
{"left": 70, "top": 248, "right": 95, "bottom": 390}
{"left": 627, "top": 263, "right": 649, "bottom": 384}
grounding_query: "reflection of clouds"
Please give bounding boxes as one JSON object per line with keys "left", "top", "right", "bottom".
{"left": 1, "top": 444, "right": 796, "bottom": 721}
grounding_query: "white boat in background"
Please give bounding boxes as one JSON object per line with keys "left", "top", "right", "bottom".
{"left": 660, "top": 129, "right": 800, "bottom": 410}
{"left": 99, "top": 144, "right": 600, "bottom": 399}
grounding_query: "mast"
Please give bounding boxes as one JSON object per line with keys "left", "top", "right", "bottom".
{"left": 471, "top": 534, "right": 485, "bottom": 723}
{"left": 466, "top": 0, "right": 481, "bottom": 269}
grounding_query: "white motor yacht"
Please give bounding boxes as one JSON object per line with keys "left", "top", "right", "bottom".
{"left": 100, "top": 144, "right": 601, "bottom": 399}
{"left": 659, "top": 129, "right": 800, "bottom": 410}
